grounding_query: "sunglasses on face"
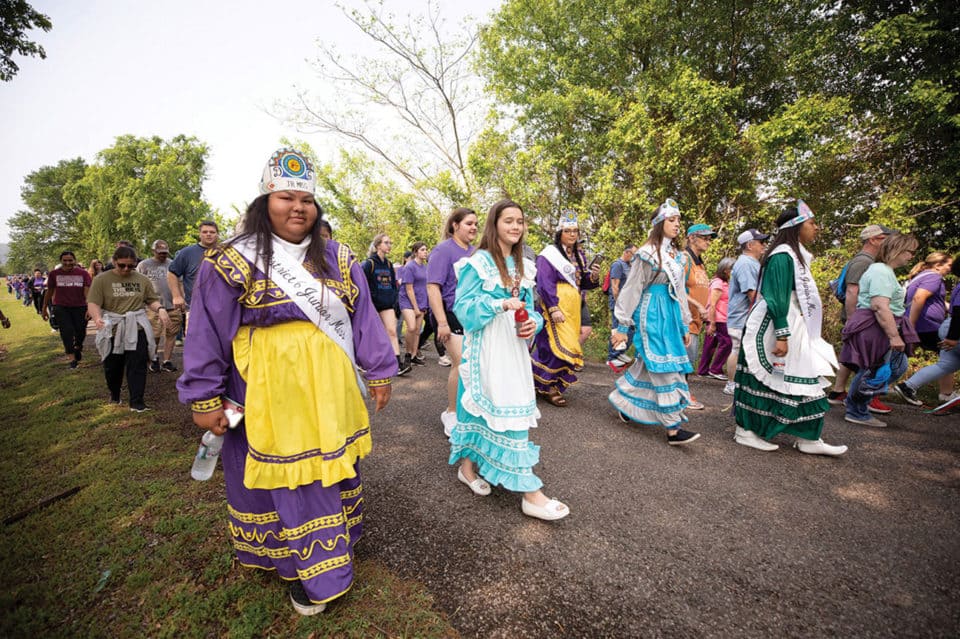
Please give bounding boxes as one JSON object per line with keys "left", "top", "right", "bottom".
{"left": 115, "top": 263, "right": 136, "bottom": 270}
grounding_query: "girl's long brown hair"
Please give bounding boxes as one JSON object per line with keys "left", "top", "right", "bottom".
{"left": 478, "top": 199, "right": 525, "bottom": 288}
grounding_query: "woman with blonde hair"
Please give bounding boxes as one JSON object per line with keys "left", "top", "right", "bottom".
{"left": 841, "top": 233, "right": 921, "bottom": 427}
{"left": 362, "top": 233, "right": 407, "bottom": 375}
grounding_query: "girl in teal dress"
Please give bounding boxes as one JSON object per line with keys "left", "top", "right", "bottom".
{"left": 449, "top": 199, "right": 570, "bottom": 521}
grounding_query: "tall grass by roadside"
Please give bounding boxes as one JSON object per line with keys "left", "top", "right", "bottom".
{"left": 0, "top": 295, "right": 456, "bottom": 638}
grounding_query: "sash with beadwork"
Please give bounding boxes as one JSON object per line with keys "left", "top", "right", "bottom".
{"left": 538, "top": 245, "right": 583, "bottom": 366}
{"left": 233, "top": 237, "right": 367, "bottom": 396}
{"left": 742, "top": 243, "right": 837, "bottom": 396}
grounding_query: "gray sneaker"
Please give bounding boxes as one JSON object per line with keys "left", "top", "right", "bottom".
{"left": 844, "top": 414, "right": 887, "bottom": 428}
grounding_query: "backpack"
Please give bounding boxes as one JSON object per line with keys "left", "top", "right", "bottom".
{"left": 601, "top": 271, "right": 612, "bottom": 294}
{"left": 828, "top": 261, "right": 851, "bottom": 303}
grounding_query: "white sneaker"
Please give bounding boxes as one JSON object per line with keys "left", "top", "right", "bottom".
{"left": 615, "top": 353, "right": 634, "bottom": 366}
{"left": 794, "top": 438, "right": 847, "bottom": 456}
{"left": 440, "top": 410, "right": 456, "bottom": 437}
{"left": 438, "top": 354, "right": 452, "bottom": 367}
{"left": 734, "top": 426, "right": 779, "bottom": 451}
{"left": 938, "top": 392, "right": 959, "bottom": 403}
{"left": 723, "top": 381, "right": 735, "bottom": 396}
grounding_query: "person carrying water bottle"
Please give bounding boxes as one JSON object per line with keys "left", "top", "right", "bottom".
{"left": 176, "top": 148, "right": 397, "bottom": 616}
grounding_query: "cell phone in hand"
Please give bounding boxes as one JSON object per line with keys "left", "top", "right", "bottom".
{"left": 588, "top": 254, "right": 605, "bottom": 269}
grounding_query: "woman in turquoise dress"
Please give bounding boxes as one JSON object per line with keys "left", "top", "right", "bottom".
{"left": 449, "top": 199, "right": 570, "bottom": 521}
{"left": 609, "top": 200, "right": 700, "bottom": 446}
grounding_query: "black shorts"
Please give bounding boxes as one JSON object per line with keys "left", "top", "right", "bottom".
{"left": 443, "top": 305, "right": 465, "bottom": 336}
{"left": 580, "top": 299, "right": 592, "bottom": 328}
{"left": 917, "top": 330, "right": 941, "bottom": 352}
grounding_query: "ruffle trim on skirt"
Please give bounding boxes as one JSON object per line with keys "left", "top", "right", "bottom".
{"left": 734, "top": 363, "right": 826, "bottom": 440}
{"left": 448, "top": 422, "right": 543, "bottom": 493}
{"left": 243, "top": 430, "right": 371, "bottom": 491}
{"left": 608, "top": 363, "right": 689, "bottom": 429}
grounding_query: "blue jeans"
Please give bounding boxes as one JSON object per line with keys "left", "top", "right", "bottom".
{"left": 608, "top": 306, "right": 636, "bottom": 360}
{"left": 845, "top": 349, "right": 908, "bottom": 420}
{"left": 904, "top": 319, "right": 960, "bottom": 391}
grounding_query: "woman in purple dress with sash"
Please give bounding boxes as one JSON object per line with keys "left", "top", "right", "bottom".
{"left": 177, "top": 148, "right": 397, "bottom": 615}
{"left": 530, "top": 210, "right": 600, "bottom": 406}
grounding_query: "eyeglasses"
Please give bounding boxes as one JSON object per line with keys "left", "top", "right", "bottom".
{"left": 115, "top": 263, "right": 136, "bottom": 270}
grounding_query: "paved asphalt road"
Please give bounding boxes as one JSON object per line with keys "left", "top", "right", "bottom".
{"left": 358, "top": 356, "right": 960, "bottom": 638}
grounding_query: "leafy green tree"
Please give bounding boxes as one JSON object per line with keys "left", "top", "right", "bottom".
{"left": 314, "top": 149, "right": 443, "bottom": 260}
{"left": 0, "top": 0, "right": 52, "bottom": 81}
{"left": 69, "top": 135, "right": 211, "bottom": 260}
{"left": 6, "top": 158, "right": 87, "bottom": 271}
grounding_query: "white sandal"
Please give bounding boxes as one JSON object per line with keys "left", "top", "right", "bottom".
{"left": 521, "top": 497, "right": 569, "bottom": 521}
{"left": 457, "top": 466, "right": 491, "bottom": 496}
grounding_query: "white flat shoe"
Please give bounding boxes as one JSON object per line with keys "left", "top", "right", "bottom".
{"left": 441, "top": 410, "right": 456, "bottom": 437}
{"left": 734, "top": 426, "right": 779, "bottom": 451}
{"left": 794, "top": 438, "right": 847, "bottom": 457}
{"left": 457, "top": 467, "right": 491, "bottom": 496}
{"left": 521, "top": 497, "right": 569, "bottom": 521}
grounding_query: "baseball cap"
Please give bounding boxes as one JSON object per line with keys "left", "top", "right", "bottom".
{"left": 860, "top": 224, "right": 895, "bottom": 240}
{"left": 687, "top": 223, "right": 718, "bottom": 238}
{"left": 737, "top": 229, "right": 770, "bottom": 246}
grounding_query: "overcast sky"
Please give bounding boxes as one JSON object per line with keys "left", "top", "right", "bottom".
{"left": 0, "top": 0, "right": 501, "bottom": 244}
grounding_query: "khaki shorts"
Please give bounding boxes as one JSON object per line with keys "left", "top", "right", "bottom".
{"left": 147, "top": 307, "right": 184, "bottom": 342}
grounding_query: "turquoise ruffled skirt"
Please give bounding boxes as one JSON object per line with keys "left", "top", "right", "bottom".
{"left": 449, "top": 381, "right": 543, "bottom": 493}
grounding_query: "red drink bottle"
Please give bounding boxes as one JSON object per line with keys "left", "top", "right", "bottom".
{"left": 514, "top": 307, "right": 529, "bottom": 337}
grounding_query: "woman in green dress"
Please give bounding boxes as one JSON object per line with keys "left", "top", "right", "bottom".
{"left": 733, "top": 201, "right": 847, "bottom": 456}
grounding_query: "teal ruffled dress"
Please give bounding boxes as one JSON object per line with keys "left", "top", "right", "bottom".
{"left": 448, "top": 253, "right": 546, "bottom": 493}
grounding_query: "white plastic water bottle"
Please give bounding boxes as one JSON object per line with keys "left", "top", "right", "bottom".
{"left": 190, "top": 430, "right": 224, "bottom": 481}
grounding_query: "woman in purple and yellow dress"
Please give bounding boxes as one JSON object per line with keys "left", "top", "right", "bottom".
{"left": 530, "top": 210, "right": 601, "bottom": 406}
{"left": 177, "top": 148, "right": 397, "bottom": 616}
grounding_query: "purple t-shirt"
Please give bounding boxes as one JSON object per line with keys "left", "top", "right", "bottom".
{"left": 906, "top": 270, "right": 947, "bottom": 333}
{"left": 399, "top": 261, "right": 428, "bottom": 310}
{"left": 426, "top": 238, "right": 474, "bottom": 309}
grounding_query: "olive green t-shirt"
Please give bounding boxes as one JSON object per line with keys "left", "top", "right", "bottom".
{"left": 88, "top": 270, "right": 159, "bottom": 314}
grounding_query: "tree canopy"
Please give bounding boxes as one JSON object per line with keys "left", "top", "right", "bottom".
{"left": 6, "top": 135, "right": 212, "bottom": 271}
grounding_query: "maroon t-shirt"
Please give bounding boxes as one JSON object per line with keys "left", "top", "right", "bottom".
{"left": 48, "top": 267, "right": 92, "bottom": 307}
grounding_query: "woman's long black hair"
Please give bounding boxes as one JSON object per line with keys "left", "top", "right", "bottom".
{"left": 553, "top": 229, "right": 586, "bottom": 272}
{"left": 228, "top": 193, "right": 329, "bottom": 278}
{"left": 762, "top": 206, "right": 807, "bottom": 269}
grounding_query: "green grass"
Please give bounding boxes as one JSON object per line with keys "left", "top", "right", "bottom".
{"left": 0, "top": 295, "right": 457, "bottom": 638}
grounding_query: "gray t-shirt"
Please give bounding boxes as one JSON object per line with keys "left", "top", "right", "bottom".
{"left": 137, "top": 257, "right": 173, "bottom": 309}
{"left": 726, "top": 254, "right": 760, "bottom": 330}
{"left": 840, "top": 251, "right": 875, "bottom": 322}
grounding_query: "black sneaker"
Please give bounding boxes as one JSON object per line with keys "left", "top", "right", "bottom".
{"left": 397, "top": 355, "right": 412, "bottom": 376}
{"left": 667, "top": 429, "right": 701, "bottom": 446}
{"left": 411, "top": 352, "right": 426, "bottom": 366}
{"left": 69, "top": 360, "right": 79, "bottom": 369}
{"left": 893, "top": 382, "right": 922, "bottom": 406}
{"left": 148, "top": 358, "right": 161, "bottom": 373}
{"left": 826, "top": 390, "right": 847, "bottom": 406}
{"left": 130, "top": 403, "right": 151, "bottom": 413}
{"left": 161, "top": 360, "right": 178, "bottom": 372}
{"left": 289, "top": 580, "right": 326, "bottom": 616}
